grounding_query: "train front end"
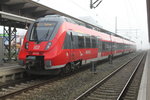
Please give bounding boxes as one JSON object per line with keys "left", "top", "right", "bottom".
{"left": 18, "top": 16, "right": 64, "bottom": 75}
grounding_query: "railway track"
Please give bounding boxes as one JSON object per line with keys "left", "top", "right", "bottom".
{"left": 75, "top": 52, "right": 146, "bottom": 100}
{"left": 0, "top": 75, "right": 57, "bottom": 100}
{"left": 0, "top": 52, "right": 141, "bottom": 100}
{"left": 0, "top": 62, "right": 95, "bottom": 100}
{"left": 120, "top": 52, "right": 146, "bottom": 100}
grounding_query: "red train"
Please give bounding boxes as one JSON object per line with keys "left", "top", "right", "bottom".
{"left": 18, "top": 15, "right": 136, "bottom": 75}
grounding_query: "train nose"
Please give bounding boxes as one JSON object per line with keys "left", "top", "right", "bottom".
{"left": 28, "top": 41, "right": 50, "bottom": 52}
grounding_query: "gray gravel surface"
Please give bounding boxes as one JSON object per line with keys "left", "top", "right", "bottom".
{"left": 9, "top": 52, "right": 139, "bottom": 100}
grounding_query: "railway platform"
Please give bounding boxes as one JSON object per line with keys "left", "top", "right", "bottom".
{"left": 0, "top": 62, "right": 19, "bottom": 68}
{"left": 0, "top": 62, "right": 25, "bottom": 82}
{"left": 138, "top": 50, "right": 150, "bottom": 100}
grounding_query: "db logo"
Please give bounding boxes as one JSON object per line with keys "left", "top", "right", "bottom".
{"left": 33, "top": 45, "right": 40, "bottom": 49}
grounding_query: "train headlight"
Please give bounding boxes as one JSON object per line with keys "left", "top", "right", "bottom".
{"left": 25, "top": 42, "right": 29, "bottom": 49}
{"left": 45, "top": 42, "right": 52, "bottom": 50}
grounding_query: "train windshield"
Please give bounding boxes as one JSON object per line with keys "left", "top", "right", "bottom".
{"left": 29, "top": 21, "right": 57, "bottom": 42}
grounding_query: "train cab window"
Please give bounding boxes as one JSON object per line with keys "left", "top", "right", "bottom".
{"left": 29, "top": 21, "right": 57, "bottom": 42}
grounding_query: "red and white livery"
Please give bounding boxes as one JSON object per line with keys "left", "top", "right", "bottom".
{"left": 18, "top": 15, "right": 136, "bottom": 75}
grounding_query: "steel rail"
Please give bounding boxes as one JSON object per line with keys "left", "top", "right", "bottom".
{"left": 0, "top": 53, "right": 141, "bottom": 100}
{"left": 75, "top": 53, "right": 143, "bottom": 100}
{"left": 116, "top": 52, "right": 146, "bottom": 100}
{"left": 0, "top": 76, "right": 57, "bottom": 99}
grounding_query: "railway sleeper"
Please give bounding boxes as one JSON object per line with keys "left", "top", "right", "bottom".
{"left": 91, "top": 92, "right": 118, "bottom": 97}
{"left": 94, "top": 90, "right": 120, "bottom": 94}
{"left": 123, "top": 96, "right": 136, "bottom": 100}
{"left": 88, "top": 93, "right": 117, "bottom": 99}
{"left": 87, "top": 96, "right": 112, "bottom": 100}
{"left": 97, "top": 88, "right": 122, "bottom": 92}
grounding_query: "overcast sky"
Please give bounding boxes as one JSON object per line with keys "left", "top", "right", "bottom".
{"left": 32, "top": 0, "right": 149, "bottom": 49}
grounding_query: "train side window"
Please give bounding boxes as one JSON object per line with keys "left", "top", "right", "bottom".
{"left": 115, "top": 43, "right": 118, "bottom": 50}
{"left": 98, "top": 40, "right": 101, "bottom": 52}
{"left": 102, "top": 42, "right": 105, "bottom": 50}
{"left": 85, "top": 36, "right": 91, "bottom": 48}
{"left": 105, "top": 42, "right": 110, "bottom": 51}
{"left": 83, "top": 35, "right": 86, "bottom": 48}
{"left": 97, "top": 37, "right": 101, "bottom": 52}
{"left": 102, "top": 41, "right": 112, "bottom": 51}
{"left": 91, "top": 36, "right": 96, "bottom": 48}
{"left": 70, "top": 32, "right": 74, "bottom": 41}
{"left": 112, "top": 42, "right": 116, "bottom": 50}
{"left": 63, "top": 32, "right": 71, "bottom": 49}
{"left": 118, "top": 43, "right": 120, "bottom": 50}
{"left": 120, "top": 43, "right": 122, "bottom": 50}
{"left": 109, "top": 42, "right": 112, "bottom": 51}
{"left": 73, "top": 32, "right": 79, "bottom": 49}
{"left": 122, "top": 43, "right": 124, "bottom": 49}
{"left": 96, "top": 37, "right": 99, "bottom": 48}
{"left": 78, "top": 34, "right": 84, "bottom": 48}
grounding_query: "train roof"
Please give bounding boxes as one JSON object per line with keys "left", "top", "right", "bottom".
{"left": 36, "top": 15, "right": 64, "bottom": 22}
{"left": 38, "top": 15, "right": 135, "bottom": 43}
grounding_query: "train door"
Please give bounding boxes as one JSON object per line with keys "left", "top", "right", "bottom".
{"left": 97, "top": 36, "right": 102, "bottom": 57}
{"left": 69, "top": 31, "right": 76, "bottom": 61}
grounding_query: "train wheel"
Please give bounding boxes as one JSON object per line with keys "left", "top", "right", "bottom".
{"left": 66, "top": 64, "right": 72, "bottom": 74}
{"left": 60, "top": 64, "right": 71, "bottom": 76}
